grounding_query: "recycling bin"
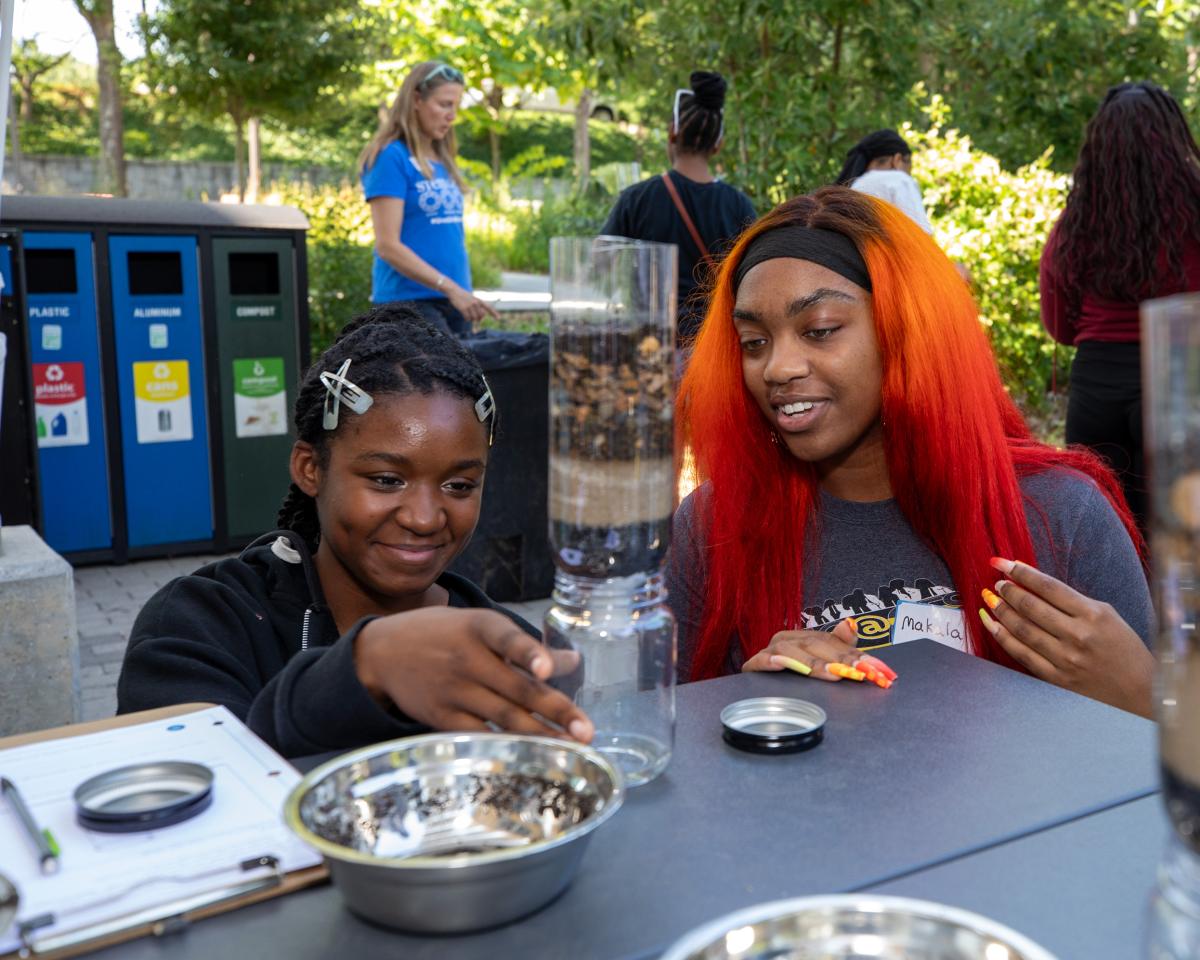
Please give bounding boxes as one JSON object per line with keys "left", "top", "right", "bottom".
{"left": 211, "top": 237, "right": 300, "bottom": 543}
{"left": 450, "top": 330, "right": 553, "bottom": 601}
{"left": 24, "top": 232, "right": 114, "bottom": 555}
{"left": 108, "top": 235, "right": 213, "bottom": 551}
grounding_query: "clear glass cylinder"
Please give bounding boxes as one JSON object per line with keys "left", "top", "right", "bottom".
{"left": 547, "top": 236, "right": 677, "bottom": 578}
{"left": 1144, "top": 293, "right": 1200, "bottom": 852}
{"left": 1144, "top": 292, "right": 1200, "bottom": 956}
{"left": 543, "top": 571, "right": 676, "bottom": 787}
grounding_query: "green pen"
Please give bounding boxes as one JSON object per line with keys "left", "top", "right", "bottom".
{"left": 1, "top": 776, "right": 60, "bottom": 875}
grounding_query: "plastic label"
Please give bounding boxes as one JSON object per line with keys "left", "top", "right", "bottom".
{"left": 33, "top": 361, "right": 89, "bottom": 447}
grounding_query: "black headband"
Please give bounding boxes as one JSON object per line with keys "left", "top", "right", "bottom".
{"left": 733, "top": 225, "right": 872, "bottom": 293}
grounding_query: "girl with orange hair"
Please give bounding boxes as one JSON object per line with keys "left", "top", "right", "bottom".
{"left": 668, "top": 186, "right": 1154, "bottom": 717}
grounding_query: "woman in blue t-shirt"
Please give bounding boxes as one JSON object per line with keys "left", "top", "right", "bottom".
{"left": 359, "top": 61, "right": 497, "bottom": 336}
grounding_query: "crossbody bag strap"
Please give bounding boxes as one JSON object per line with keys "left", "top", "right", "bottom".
{"left": 660, "top": 172, "right": 712, "bottom": 265}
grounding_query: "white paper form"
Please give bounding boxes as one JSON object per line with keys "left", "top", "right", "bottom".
{"left": 0, "top": 706, "right": 322, "bottom": 953}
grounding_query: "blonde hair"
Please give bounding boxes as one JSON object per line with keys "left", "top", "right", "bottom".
{"left": 358, "top": 61, "right": 466, "bottom": 190}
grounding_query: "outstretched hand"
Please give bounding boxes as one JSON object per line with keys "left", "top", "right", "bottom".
{"left": 354, "top": 607, "right": 594, "bottom": 742}
{"left": 980, "top": 556, "right": 1154, "bottom": 718}
{"left": 742, "top": 619, "right": 891, "bottom": 683}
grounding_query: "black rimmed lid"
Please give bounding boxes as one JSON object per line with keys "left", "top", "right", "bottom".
{"left": 73, "top": 761, "right": 214, "bottom": 833}
{"left": 720, "top": 697, "right": 827, "bottom": 754}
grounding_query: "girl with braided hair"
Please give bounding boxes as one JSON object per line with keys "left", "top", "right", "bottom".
{"left": 1040, "top": 81, "right": 1200, "bottom": 532}
{"left": 118, "top": 304, "right": 593, "bottom": 757}
{"left": 836, "top": 129, "right": 934, "bottom": 235}
{"left": 601, "top": 70, "right": 757, "bottom": 342}
{"left": 668, "top": 187, "right": 1155, "bottom": 718}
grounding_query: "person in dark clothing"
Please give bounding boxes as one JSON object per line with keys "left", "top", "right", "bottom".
{"left": 1040, "top": 81, "right": 1200, "bottom": 532}
{"left": 601, "top": 70, "right": 757, "bottom": 342}
{"left": 118, "top": 305, "right": 593, "bottom": 758}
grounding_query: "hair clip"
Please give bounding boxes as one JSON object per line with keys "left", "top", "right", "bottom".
{"left": 475, "top": 374, "right": 495, "bottom": 446}
{"left": 320, "top": 358, "right": 373, "bottom": 430}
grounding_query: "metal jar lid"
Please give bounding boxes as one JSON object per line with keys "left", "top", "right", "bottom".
{"left": 720, "top": 697, "right": 827, "bottom": 755}
{"left": 74, "top": 761, "right": 215, "bottom": 833}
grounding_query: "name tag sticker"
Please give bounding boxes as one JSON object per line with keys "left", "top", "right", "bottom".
{"left": 891, "top": 601, "right": 968, "bottom": 652}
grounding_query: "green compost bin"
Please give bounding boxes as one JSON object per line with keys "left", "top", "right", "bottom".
{"left": 211, "top": 237, "right": 301, "bottom": 544}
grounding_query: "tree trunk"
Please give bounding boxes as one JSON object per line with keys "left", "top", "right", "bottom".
{"left": 573, "top": 88, "right": 593, "bottom": 192}
{"left": 8, "top": 84, "right": 22, "bottom": 189}
{"left": 19, "top": 79, "right": 34, "bottom": 125}
{"left": 486, "top": 85, "right": 504, "bottom": 184}
{"left": 77, "top": 0, "right": 127, "bottom": 197}
{"left": 247, "top": 117, "right": 261, "bottom": 203}
{"left": 232, "top": 109, "right": 246, "bottom": 202}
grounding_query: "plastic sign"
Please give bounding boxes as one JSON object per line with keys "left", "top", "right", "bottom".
{"left": 33, "top": 361, "right": 89, "bottom": 447}
{"left": 232, "top": 357, "right": 287, "bottom": 438}
{"left": 133, "top": 360, "right": 193, "bottom": 444}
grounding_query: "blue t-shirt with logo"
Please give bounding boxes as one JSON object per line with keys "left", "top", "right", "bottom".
{"left": 362, "top": 140, "right": 471, "bottom": 303}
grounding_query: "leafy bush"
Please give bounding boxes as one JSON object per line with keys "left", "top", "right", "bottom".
{"left": 908, "top": 100, "right": 1070, "bottom": 421}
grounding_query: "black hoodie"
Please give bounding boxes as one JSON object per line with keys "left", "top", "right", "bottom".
{"left": 117, "top": 530, "right": 537, "bottom": 758}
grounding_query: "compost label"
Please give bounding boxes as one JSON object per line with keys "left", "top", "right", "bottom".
{"left": 233, "top": 357, "right": 287, "bottom": 438}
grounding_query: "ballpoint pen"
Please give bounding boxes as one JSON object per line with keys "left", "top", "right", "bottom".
{"left": 1, "top": 776, "right": 60, "bottom": 875}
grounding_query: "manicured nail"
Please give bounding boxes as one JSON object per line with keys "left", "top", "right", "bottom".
{"left": 846, "top": 616, "right": 858, "bottom": 631}
{"left": 529, "top": 653, "right": 551, "bottom": 674}
{"left": 772, "top": 655, "right": 812, "bottom": 676}
{"left": 569, "top": 718, "right": 593, "bottom": 742}
{"left": 990, "top": 556, "right": 1014, "bottom": 574}
{"left": 981, "top": 587, "right": 1001, "bottom": 610}
{"left": 827, "top": 662, "right": 866, "bottom": 682}
{"left": 858, "top": 653, "right": 897, "bottom": 681}
{"left": 978, "top": 607, "right": 999, "bottom": 634}
{"left": 853, "top": 660, "right": 891, "bottom": 689}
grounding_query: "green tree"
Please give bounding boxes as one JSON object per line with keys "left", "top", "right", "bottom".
{"left": 142, "top": 0, "right": 375, "bottom": 199}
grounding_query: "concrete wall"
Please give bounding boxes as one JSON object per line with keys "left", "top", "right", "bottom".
{"left": 3, "top": 153, "right": 350, "bottom": 201}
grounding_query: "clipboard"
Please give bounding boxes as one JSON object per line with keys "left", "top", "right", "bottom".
{"left": 0, "top": 704, "right": 328, "bottom": 959}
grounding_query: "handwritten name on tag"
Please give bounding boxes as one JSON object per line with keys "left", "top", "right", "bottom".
{"left": 891, "top": 601, "right": 968, "bottom": 652}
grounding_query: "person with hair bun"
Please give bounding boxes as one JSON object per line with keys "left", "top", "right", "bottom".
{"left": 668, "top": 186, "right": 1155, "bottom": 718}
{"left": 836, "top": 129, "right": 934, "bottom": 235}
{"left": 118, "top": 305, "right": 592, "bottom": 757}
{"left": 359, "top": 61, "right": 498, "bottom": 336}
{"left": 1040, "top": 81, "right": 1200, "bottom": 532}
{"left": 601, "top": 70, "right": 757, "bottom": 341}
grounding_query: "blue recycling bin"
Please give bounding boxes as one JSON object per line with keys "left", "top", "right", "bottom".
{"left": 109, "top": 235, "right": 213, "bottom": 549}
{"left": 24, "top": 232, "right": 113, "bottom": 554}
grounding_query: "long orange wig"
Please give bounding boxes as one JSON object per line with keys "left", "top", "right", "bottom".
{"left": 678, "top": 188, "right": 1142, "bottom": 681}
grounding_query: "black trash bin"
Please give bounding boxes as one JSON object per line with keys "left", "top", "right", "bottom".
{"left": 450, "top": 329, "right": 552, "bottom": 603}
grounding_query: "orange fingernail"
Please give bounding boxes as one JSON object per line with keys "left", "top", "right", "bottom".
{"left": 990, "top": 556, "right": 1014, "bottom": 574}
{"left": 858, "top": 654, "right": 897, "bottom": 681}
{"left": 854, "top": 660, "right": 892, "bottom": 689}
{"left": 846, "top": 617, "right": 858, "bottom": 630}
{"left": 981, "top": 587, "right": 1000, "bottom": 610}
{"left": 828, "top": 662, "right": 866, "bottom": 681}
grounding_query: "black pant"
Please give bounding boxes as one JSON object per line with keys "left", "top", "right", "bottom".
{"left": 1066, "top": 340, "right": 1145, "bottom": 531}
{"left": 393, "top": 298, "right": 471, "bottom": 337}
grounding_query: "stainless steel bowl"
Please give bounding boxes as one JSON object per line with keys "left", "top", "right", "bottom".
{"left": 660, "top": 894, "right": 1059, "bottom": 960}
{"left": 283, "top": 732, "right": 623, "bottom": 933}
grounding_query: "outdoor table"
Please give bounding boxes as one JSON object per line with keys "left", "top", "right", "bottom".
{"left": 96, "top": 640, "right": 1158, "bottom": 960}
{"left": 868, "top": 794, "right": 1168, "bottom": 959}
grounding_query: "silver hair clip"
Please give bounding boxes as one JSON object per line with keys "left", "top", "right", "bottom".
{"left": 320, "top": 358, "right": 373, "bottom": 430}
{"left": 475, "top": 374, "right": 495, "bottom": 446}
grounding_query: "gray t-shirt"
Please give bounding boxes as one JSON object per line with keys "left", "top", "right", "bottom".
{"left": 666, "top": 468, "right": 1152, "bottom": 680}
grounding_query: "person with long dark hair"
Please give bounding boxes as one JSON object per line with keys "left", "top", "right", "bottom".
{"left": 118, "top": 305, "right": 592, "bottom": 757}
{"left": 669, "top": 187, "right": 1154, "bottom": 718}
{"left": 836, "top": 129, "right": 934, "bottom": 234}
{"left": 601, "top": 71, "right": 757, "bottom": 342}
{"left": 359, "top": 61, "right": 498, "bottom": 336}
{"left": 1041, "top": 81, "right": 1200, "bottom": 530}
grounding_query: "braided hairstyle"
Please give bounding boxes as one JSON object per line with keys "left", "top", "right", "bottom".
{"left": 836, "top": 130, "right": 911, "bottom": 185}
{"left": 1053, "top": 81, "right": 1200, "bottom": 305}
{"left": 276, "top": 303, "right": 492, "bottom": 551}
{"left": 673, "top": 70, "right": 727, "bottom": 156}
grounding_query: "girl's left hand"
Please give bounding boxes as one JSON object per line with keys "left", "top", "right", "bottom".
{"left": 980, "top": 557, "right": 1154, "bottom": 718}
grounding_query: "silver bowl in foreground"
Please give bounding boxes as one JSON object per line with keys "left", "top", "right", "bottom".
{"left": 283, "top": 732, "right": 623, "bottom": 933}
{"left": 659, "top": 894, "right": 1059, "bottom": 960}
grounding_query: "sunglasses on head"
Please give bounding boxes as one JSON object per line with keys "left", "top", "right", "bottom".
{"left": 419, "top": 63, "right": 465, "bottom": 90}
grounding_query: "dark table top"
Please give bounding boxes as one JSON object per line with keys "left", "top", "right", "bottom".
{"left": 98, "top": 640, "right": 1158, "bottom": 960}
{"left": 866, "top": 794, "right": 1169, "bottom": 960}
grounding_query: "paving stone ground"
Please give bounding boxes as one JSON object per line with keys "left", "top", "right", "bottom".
{"left": 73, "top": 553, "right": 551, "bottom": 723}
